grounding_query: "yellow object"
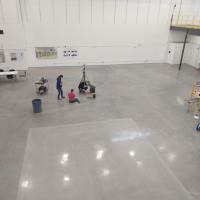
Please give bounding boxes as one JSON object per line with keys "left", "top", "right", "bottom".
{"left": 191, "top": 82, "right": 197, "bottom": 98}
{"left": 171, "top": 24, "right": 200, "bottom": 30}
{"left": 171, "top": 15, "right": 200, "bottom": 29}
{"left": 186, "top": 82, "right": 200, "bottom": 114}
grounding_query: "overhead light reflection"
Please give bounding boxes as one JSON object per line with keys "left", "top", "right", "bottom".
{"left": 168, "top": 153, "right": 176, "bottom": 162}
{"left": 129, "top": 151, "right": 135, "bottom": 157}
{"left": 96, "top": 150, "right": 104, "bottom": 160}
{"left": 158, "top": 145, "right": 166, "bottom": 151}
{"left": 64, "top": 176, "right": 70, "bottom": 182}
{"left": 60, "top": 153, "right": 69, "bottom": 165}
{"left": 102, "top": 169, "right": 110, "bottom": 176}
{"left": 111, "top": 131, "right": 145, "bottom": 143}
{"left": 136, "top": 161, "right": 143, "bottom": 167}
{"left": 21, "top": 180, "right": 30, "bottom": 188}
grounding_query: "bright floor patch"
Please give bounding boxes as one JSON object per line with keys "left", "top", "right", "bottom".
{"left": 17, "top": 119, "right": 193, "bottom": 200}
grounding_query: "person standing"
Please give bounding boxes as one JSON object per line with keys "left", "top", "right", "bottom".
{"left": 56, "top": 75, "right": 65, "bottom": 100}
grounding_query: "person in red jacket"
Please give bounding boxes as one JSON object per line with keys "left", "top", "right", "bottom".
{"left": 68, "top": 89, "right": 80, "bottom": 103}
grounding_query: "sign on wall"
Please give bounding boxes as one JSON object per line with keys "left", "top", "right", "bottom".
{"left": 10, "top": 53, "right": 17, "bottom": 61}
{"left": 35, "top": 47, "right": 57, "bottom": 59}
{"left": 63, "top": 47, "right": 78, "bottom": 57}
{"left": 9, "top": 51, "right": 24, "bottom": 62}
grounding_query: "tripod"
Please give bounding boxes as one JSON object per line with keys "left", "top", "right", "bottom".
{"left": 79, "top": 65, "right": 89, "bottom": 92}
{"left": 82, "top": 66, "right": 86, "bottom": 82}
{"left": 80, "top": 65, "right": 90, "bottom": 85}
{"left": 78, "top": 65, "right": 96, "bottom": 98}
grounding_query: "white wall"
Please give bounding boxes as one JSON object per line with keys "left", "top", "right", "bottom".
{"left": 25, "top": 23, "right": 170, "bottom": 67}
{"left": 0, "top": 0, "right": 197, "bottom": 68}
{"left": 166, "top": 35, "right": 200, "bottom": 69}
{"left": 183, "top": 35, "right": 200, "bottom": 69}
{"left": 182, "top": 0, "right": 200, "bottom": 69}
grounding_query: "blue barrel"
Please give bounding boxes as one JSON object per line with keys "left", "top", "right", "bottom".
{"left": 196, "top": 123, "right": 200, "bottom": 131}
{"left": 32, "top": 99, "right": 42, "bottom": 113}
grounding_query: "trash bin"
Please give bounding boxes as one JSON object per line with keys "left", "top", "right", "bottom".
{"left": 32, "top": 99, "right": 42, "bottom": 113}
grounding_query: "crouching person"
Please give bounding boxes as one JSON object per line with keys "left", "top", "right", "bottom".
{"left": 68, "top": 89, "right": 80, "bottom": 103}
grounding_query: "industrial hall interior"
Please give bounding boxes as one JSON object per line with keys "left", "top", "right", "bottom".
{"left": 1, "top": 0, "right": 200, "bottom": 200}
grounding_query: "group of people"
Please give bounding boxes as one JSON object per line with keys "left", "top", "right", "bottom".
{"left": 56, "top": 75, "right": 80, "bottom": 103}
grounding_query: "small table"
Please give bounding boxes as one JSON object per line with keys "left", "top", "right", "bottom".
{"left": 0, "top": 71, "right": 18, "bottom": 80}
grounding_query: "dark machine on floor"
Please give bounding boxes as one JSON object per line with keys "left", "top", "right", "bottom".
{"left": 78, "top": 65, "right": 96, "bottom": 98}
{"left": 196, "top": 123, "right": 200, "bottom": 131}
{"left": 35, "top": 77, "right": 49, "bottom": 94}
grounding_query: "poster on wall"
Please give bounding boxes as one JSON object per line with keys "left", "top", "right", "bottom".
{"left": 63, "top": 47, "right": 78, "bottom": 58}
{"left": 10, "top": 53, "right": 17, "bottom": 61}
{"left": 35, "top": 47, "right": 57, "bottom": 59}
{"left": 0, "top": 50, "right": 5, "bottom": 63}
{"left": 9, "top": 51, "right": 24, "bottom": 62}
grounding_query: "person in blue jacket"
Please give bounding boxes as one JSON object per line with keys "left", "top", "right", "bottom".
{"left": 56, "top": 75, "right": 65, "bottom": 100}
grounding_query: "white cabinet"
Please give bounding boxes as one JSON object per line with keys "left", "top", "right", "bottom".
{"left": 166, "top": 43, "right": 183, "bottom": 65}
{"left": 184, "top": 43, "right": 200, "bottom": 69}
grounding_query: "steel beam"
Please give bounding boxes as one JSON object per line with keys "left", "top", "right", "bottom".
{"left": 179, "top": 30, "right": 188, "bottom": 71}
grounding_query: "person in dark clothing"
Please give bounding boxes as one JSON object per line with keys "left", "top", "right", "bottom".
{"left": 56, "top": 75, "right": 65, "bottom": 100}
{"left": 78, "top": 81, "right": 88, "bottom": 93}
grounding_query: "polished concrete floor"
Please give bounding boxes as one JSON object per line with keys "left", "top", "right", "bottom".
{"left": 0, "top": 63, "right": 200, "bottom": 200}
{"left": 18, "top": 119, "right": 193, "bottom": 200}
